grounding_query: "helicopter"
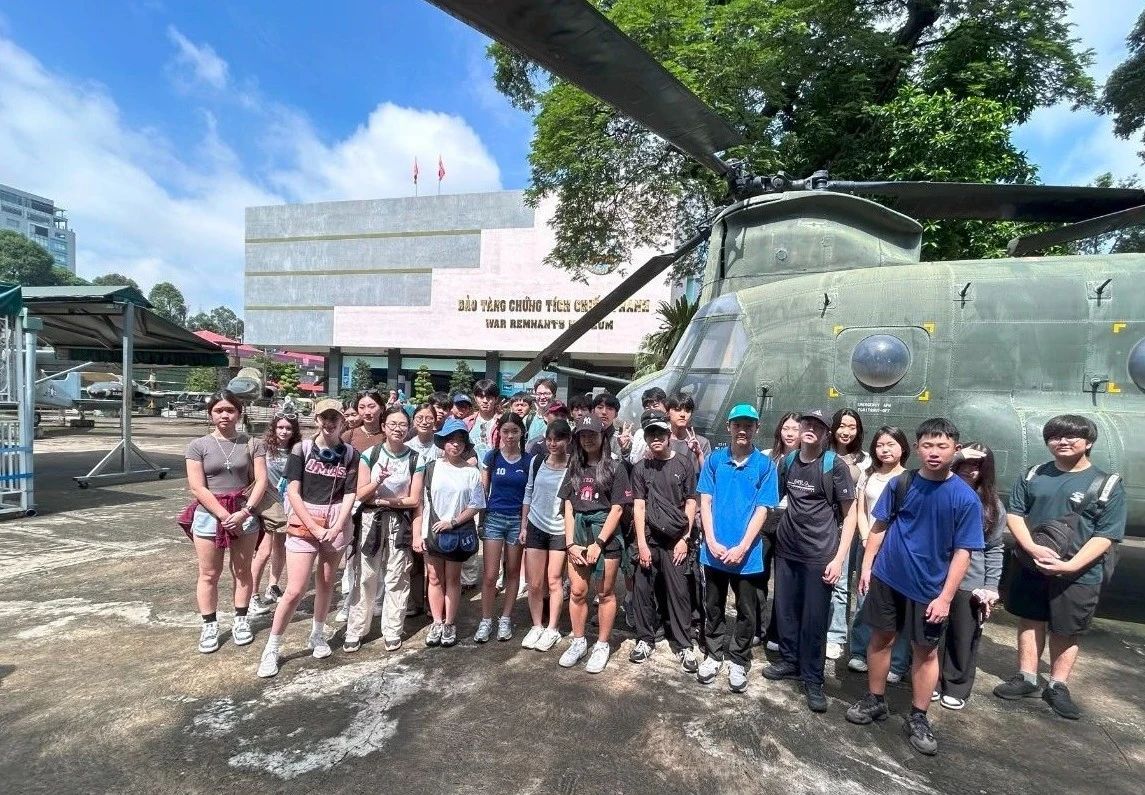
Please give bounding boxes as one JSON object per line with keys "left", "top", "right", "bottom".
{"left": 427, "top": 1, "right": 1145, "bottom": 535}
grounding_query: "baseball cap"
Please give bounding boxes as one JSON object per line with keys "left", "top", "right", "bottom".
{"left": 641, "top": 409, "right": 671, "bottom": 432}
{"left": 433, "top": 416, "right": 471, "bottom": 448}
{"left": 799, "top": 407, "right": 832, "bottom": 427}
{"left": 314, "top": 398, "right": 345, "bottom": 417}
{"left": 545, "top": 400, "right": 569, "bottom": 417}
{"left": 726, "top": 403, "right": 759, "bottom": 422}
{"left": 452, "top": 393, "right": 473, "bottom": 406}
{"left": 574, "top": 414, "right": 604, "bottom": 435}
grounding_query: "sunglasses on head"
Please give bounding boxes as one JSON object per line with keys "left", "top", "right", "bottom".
{"left": 274, "top": 412, "right": 298, "bottom": 420}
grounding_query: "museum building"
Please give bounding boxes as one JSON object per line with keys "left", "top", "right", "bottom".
{"left": 243, "top": 190, "right": 678, "bottom": 395}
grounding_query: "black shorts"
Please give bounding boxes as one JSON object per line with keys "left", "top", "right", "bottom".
{"left": 861, "top": 575, "right": 946, "bottom": 648}
{"left": 1004, "top": 559, "right": 1101, "bottom": 636}
{"left": 525, "top": 521, "right": 567, "bottom": 552}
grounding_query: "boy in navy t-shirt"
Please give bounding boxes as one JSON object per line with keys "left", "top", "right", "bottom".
{"left": 845, "top": 418, "right": 983, "bottom": 757}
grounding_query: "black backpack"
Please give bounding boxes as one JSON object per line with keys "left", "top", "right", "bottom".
{"left": 1014, "top": 464, "right": 1121, "bottom": 584}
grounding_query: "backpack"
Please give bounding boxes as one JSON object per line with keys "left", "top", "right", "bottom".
{"left": 363, "top": 444, "right": 419, "bottom": 477}
{"left": 778, "top": 450, "right": 842, "bottom": 521}
{"left": 883, "top": 469, "right": 919, "bottom": 528}
{"left": 1015, "top": 464, "right": 1121, "bottom": 585}
{"left": 300, "top": 438, "right": 357, "bottom": 470}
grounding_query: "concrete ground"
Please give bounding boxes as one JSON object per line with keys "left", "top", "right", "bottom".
{"left": 1, "top": 418, "right": 1142, "bottom": 794}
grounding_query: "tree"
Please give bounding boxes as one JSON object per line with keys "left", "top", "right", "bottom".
{"left": 277, "top": 363, "right": 301, "bottom": 397}
{"left": 0, "top": 230, "right": 55, "bottom": 285}
{"left": 490, "top": 0, "right": 1095, "bottom": 275}
{"left": 50, "top": 267, "right": 89, "bottom": 286}
{"left": 1069, "top": 173, "right": 1145, "bottom": 255}
{"left": 209, "top": 306, "right": 244, "bottom": 340}
{"left": 149, "top": 282, "right": 188, "bottom": 326}
{"left": 253, "top": 351, "right": 287, "bottom": 382}
{"left": 448, "top": 360, "right": 475, "bottom": 396}
{"left": 185, "top": 367, "right": 219, "bottom": 392}
{"left": 1101, "top": 10, "right": 1145, "bottom": 148}
{"left": 412, "top": 365, "right": 435, "bottom": 405}
{"left": 91, "top": 273, "right": 140, "bottom": 291}
{"left": 634, "top": 296, "right": 699, "bottom": 378}
{"left": 350, "top": 359, "right": 373, "bottom": 393}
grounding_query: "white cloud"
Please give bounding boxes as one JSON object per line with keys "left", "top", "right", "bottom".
{"left": 0, "top": 34, "right": 502, "bottom": 312}
{"left": 166, "top": 25, "right": 229, "bottom": 90}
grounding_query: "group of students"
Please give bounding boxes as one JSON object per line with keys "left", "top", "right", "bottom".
{"left": 184, "top": 378, "right": 1126, "bottom": 758}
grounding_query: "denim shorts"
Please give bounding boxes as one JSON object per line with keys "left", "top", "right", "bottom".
{"left": 481, "top": 511, "right": 523, "bottom": 545}
{"left": 191, "top": 507, "right": 258, "bottom": 538}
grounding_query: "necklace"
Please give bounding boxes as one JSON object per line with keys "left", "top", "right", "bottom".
{"left": 360, "top": 425, "right": 382, "bottom": 438}
{"left": 212, "top": 433, "right": 241, "bottom": 472}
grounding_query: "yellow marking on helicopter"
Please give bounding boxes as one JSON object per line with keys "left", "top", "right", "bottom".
{"left": 828, "top": 387, "right": 840, "bottom": 398}
{"left": 918, "top": 390, "right": 930, "bottom": 402}
{"left": 833, "top": 325, "right": 844, "bottom": 335}
{"left": 1109, "top": 382, "right": 1122, "bottom": 394}
{"left": 1112, "top": 322, "right": 1127, "bottom": 333}
{"left": 922, "top": 322, "right": 936, "bottom": 334}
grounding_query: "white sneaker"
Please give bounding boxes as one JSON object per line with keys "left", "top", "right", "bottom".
{"left": 335, "top": 604, "right": 350, "bottom": 623}
{"left": 728, "top": 662, "right": 748, "bottom": 693}
{"left": 826, "top": 641, "right": 844, "bottom": 660}
{"left": 585, "top": 641, "right": 611, "bottom": 674}
{"left": 521, "top": 625, "right": 544, "bottom": 649}
{"left": 247, "top": 596, "right": 273, "bottom": 616}
{"left": 256, "top": 647, "right": 279, "bottom": 678}
{"left": 497, "top": 616, "right": 513, "bottom": 641}
{"left": 232, "top": 616, "right": 254, "bottom": 646}
{"left": 847, "top": 656, "right": 868, "bottom": 672}
{"left": 198, "top": 621, "right": 219, "bottom": 654}
{"left": 559, "top": 636, "right": 589, "bottom": 668}
{"left": 308, "top": 632, "right": 332, "bottom": 659}
{"left": 887, "top": 671, "right": 903, "bottom": 684}
{"left": 766, "top": 640, "right": 779, "bottom": 652}
{"left": 426, "top": 622, "right": 444, "bottom": 647}
{"left": 536, "top": 628, "right": 562, "bottom": 652}
{"left": 696, "top": 656, "right": 722, "bottom": 684}
{"left": 474, "top": 618, "right": 493, "bottom": 643}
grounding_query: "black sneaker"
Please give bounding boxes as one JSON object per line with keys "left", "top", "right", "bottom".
{"left": 903, "top": 712, "right": 938, "bottom": 756}
{"left": 1042, "top": 683, "right": 1081, "bottom": 720}
{"left": 993, "top": 674, "right": 1041, "bottom": 700}
{"left": 629, "top": 640, "right": 653, "bottom": 663}
{"left": 804, "top": 682, "right": 828, "bottom": 713}
{"left": 846, "top": 693, "right": 889, "bottom": 725}
{"left": 762, "top": 660, "right": 800, "bottom": 680}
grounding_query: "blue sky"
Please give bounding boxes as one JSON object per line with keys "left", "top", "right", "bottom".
{"left": 0, "top": 1, "right": 1140, "bottom": 313}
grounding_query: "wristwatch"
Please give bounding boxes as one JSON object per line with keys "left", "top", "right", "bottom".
{"left": 594, "top": 536, "right": 606, "bottom": 547}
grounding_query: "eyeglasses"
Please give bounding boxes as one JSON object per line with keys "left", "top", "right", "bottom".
{"left": 1048, "top": 436, "right": 1084, "bottom": 444}
{"left": 385, "top": 422, "right": 409, "bottom": 430}
{"left": 274, "top": 412, "right": 297, "bottom": 420}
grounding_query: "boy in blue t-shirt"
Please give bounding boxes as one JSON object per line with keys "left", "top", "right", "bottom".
{"left": 695, "top": 404, "right": 779, "bottom": 693}
{"left": 845, "top": 418, "right": 983, "bottom": 757}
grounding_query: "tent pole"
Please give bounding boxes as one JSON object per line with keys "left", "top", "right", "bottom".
{"left": 122, "top": 303, "right": 133, "bottom": 470}
{"left": 21, "top": 312, "right": 38, "bottom": 515}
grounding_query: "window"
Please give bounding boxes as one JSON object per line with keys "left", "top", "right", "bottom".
{"left": 32, "top": 224, "right": 49, "bottom": 237}
{"left": 851, "top": 334, "right": 911, "bottom": 388}
{"left": 29, "top": 199, "right": 54, "bottom": 215}
{"left": 1129, "top": 338, "right": 1145, "bottom": 391}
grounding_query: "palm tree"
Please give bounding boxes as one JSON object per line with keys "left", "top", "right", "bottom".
{"left": 634, "top": 296, "right": 698, "bottom": 378}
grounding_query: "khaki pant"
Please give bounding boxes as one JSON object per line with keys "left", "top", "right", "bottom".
{"left": 346, "top": 511, "right": 412, "bottom": 643}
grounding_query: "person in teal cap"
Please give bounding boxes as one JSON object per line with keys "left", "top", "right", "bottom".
{"left": 695, "top": 404, "right": 779, "bottom": 692}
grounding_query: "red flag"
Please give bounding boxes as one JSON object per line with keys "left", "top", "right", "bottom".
{"left": 412, "top": 157, "right": 419, "bottom": 185}
{"left": 437, "top": 155, "right": 446, "bottom": 181}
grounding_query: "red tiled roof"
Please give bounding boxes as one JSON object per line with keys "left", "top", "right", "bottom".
{"left": 192, "top": 331, "right": 324, "bottom": 367}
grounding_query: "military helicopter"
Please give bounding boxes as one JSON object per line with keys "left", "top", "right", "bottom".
{"left": 428, "top": 1, "right": 1145, "bottom": 534}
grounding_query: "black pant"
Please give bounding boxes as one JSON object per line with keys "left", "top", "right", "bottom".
{"left": 774, "top": 555, "right": 833, "bottom": 685}
{"left": 939, "top": 589, "right": 983, "bottom": 700}
{"left": 634, "top": 541, "right": 692, "bottom": 652}
{"left": 704, "top": 566, "right": 765, "bottom": 668}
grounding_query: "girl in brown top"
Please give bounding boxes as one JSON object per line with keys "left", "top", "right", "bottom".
{"left": 184, "top": 390, "right": 268, "bottom": 654}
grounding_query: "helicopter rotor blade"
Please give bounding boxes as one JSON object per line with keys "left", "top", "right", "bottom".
{"left": 1006, "top": 204, "right": 1145, "bottom": 256}
{"left": 826, "top": 181, "right": 1145, "bottom": 223}
{"left": 427, "top": 0, "right": 743, "bottom": 176}
{"left": 511, "top": 226, "right": 710, "bottom": 384}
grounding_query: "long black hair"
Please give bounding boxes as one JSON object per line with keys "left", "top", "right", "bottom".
{"left": 865, "top": 425, "right": 910, "bottom": 476}
{"left": 769, "top": 412, "right": 800, "bottom": 461}
{"left": 568, "top": 429, "right": 616, "bottom": 499}
{"left": 832, "top": 408, "right": 865, "bottom": 456}
{"left": 953, "top": 442, "right": 1000, "bottom": 528}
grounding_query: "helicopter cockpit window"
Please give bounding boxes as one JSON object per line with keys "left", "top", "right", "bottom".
{"left": 666, "top": 294, "right": 747, "bottom": 371}
{"left": 676, "top": 373, "right": 735, "bottom": 430}
{"left": 1129, "top": 338, "right": 1145, "bottom": 391}
{"left": 851, "top": 334, "right": 911, "bottom": 389}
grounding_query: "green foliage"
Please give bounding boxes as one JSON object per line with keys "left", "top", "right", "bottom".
{"left": 0, "top": 230, "right": 56, "bottom": 285}
{"left": 1069, "top": 173, "right": 1145, "bottom": 255}
{"left": 491, "top": 0, "right": 1096, "bottom": 276}
{"left": 1101, "top": 10, "right": 1145, "bottom": 144}
{"left": 187, "top": 306, "right": 244, "bottom": 339}
{"left": 448, "top": 360, "right": 475, "bottom": 396}
{"left": 350, "top": 359, "right": 374, "bottom": 393}
{"left": 277, "top": 363, "right": 301, "bottom": 397}
{"left": 253, "top": 352, "right": 287, "bottom": 382}
{"left": 634, "top": 296, "right": 699, "bottom": 378}
{"left": 91, "top": 273, "right": 140, "bottom": 290}
{"left": 148, "top": 282, "right": 188, "bottom": 326}
{"left": 50, "top": 267, "right": 90, "bottom": 286}
{"left": 412, "top": 365, "right": 435, "bottom": 405}
{"left": 185, "top": 367, "right": 220, "bottom": 392}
